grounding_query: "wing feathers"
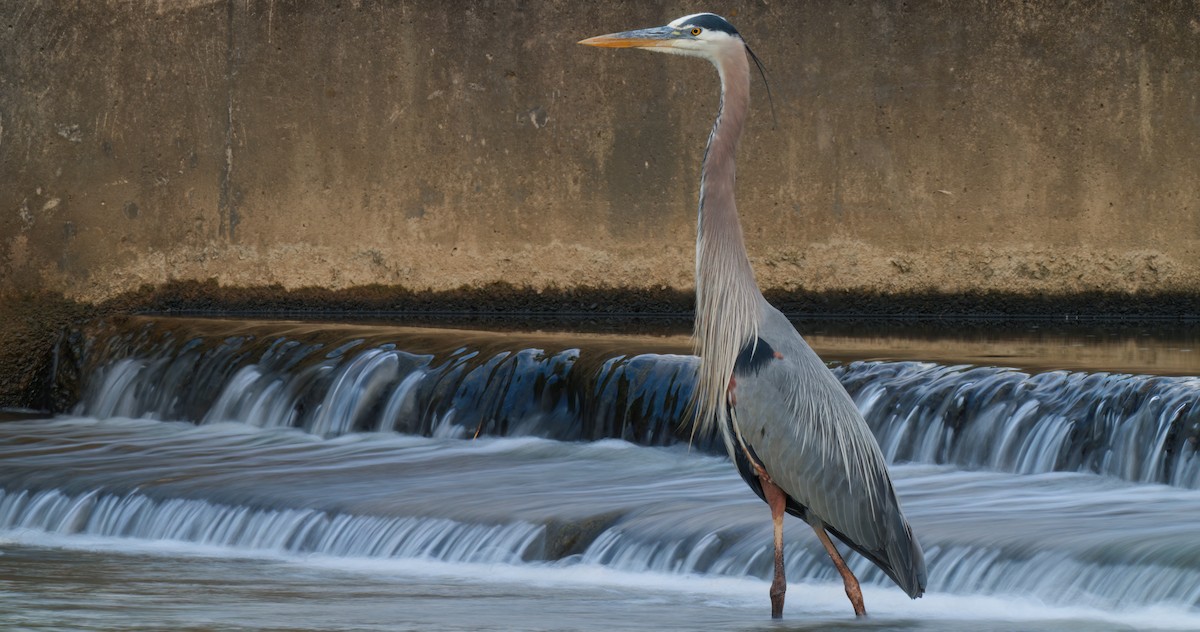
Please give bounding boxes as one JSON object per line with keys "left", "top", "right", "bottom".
{"left": 728, "top": 309, "right": 927, "bottom": 598}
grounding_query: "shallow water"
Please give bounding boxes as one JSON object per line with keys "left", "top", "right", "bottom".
{"left": 3, "top": 419, "right": 1199, "bottom": 631}
{"left": 2, "top": 317, "right": 1199, "bottom": 630}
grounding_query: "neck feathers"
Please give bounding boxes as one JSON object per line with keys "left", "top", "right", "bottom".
{"left": 690, "top": 44, "right": 762, "bottom": 446}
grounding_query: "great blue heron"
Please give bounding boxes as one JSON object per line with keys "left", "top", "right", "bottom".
{"left": 580, "top": 13, "right": 926, "bottom": 618}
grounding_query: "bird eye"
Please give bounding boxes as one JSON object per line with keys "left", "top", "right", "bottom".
{"left": 690, "top": 27, "right": 702, "bottom": 36}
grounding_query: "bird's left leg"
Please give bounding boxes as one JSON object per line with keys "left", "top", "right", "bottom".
{"left": 812, "top": 523, "right": 867, "bottom": 617}
{"left": 759, "top": 474, "right": 788, "bottom": 619}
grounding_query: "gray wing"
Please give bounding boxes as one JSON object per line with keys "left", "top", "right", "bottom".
{"left": 729, "top": 305, "right": 926, "bottom": 598}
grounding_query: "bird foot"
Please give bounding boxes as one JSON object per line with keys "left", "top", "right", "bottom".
{"left": 769, "top": 575, "right": 786, "bottom": 619}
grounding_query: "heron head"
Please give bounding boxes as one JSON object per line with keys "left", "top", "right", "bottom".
{"left": 578, "top": 13, "right": 745, "bottom": 60}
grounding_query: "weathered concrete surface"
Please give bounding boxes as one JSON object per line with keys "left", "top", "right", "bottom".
{"left": 0, "top": 294, "right": 94, "bottom": 410}
{"left": 2, "top": 0, "right": 1200, "bottom": 303}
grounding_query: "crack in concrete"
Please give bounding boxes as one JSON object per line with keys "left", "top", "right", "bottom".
{"left": 217, "top": 0, "right": 239, "bottom": 242}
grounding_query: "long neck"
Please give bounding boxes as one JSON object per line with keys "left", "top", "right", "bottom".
{"left": 691, "top": 44, "right": 762, "bottom": 442}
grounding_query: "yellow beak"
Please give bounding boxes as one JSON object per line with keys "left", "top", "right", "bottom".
{"left": 578, "top": 26, "right": 678, "bottom": 49}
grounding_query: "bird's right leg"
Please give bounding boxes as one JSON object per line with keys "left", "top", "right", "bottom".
{"left": 758, "top": 474, "right": 787, "bottom": 619}
{"left": 727, "top": 401, "right": 787, "bottom": 618}
{"left": 813, "top": 523, "right": 867, "bottom": 617}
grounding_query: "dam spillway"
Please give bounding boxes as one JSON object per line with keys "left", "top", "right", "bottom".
{"left": 1, "top": 316, "right": 1198, "bottom": 630}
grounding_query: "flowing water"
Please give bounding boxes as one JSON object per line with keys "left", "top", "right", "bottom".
{"left": 2, "top": 316, "right": 1199, "bottom": 631}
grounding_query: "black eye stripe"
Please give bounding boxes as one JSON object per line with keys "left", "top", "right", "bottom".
{"left": 685, "top": 13, "right": 739, "bottom": 36}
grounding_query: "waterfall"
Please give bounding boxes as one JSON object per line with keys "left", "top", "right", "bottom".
{"left": 68, "top": 317, "right": 1200, "bottom": 488}
{"left": 0, "top": 487, "right": 545, "bottom": 564}
{"left": 840, "top": 361, "right": 1200, "bottom": 488}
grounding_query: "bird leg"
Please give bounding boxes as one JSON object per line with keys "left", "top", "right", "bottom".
{"left": 812, "top": 523, "right": 867, "bottom": 617}
{"left": 759, "top": 473, "right": 788, "bottom": 619}
{"left": 727, "top": 384, "right": 786, "bottom": 619}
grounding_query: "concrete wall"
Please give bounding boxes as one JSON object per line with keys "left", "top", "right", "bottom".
{"left": 3, "top": 0, "right": 1199, "bottom": 303}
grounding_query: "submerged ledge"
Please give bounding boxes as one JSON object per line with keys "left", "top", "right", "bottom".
{"left": 104, "top": 279, "right": 1200, "bottom": 323}
{"left": 3, "top": 280, "right": 1199, "bottom": 410}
